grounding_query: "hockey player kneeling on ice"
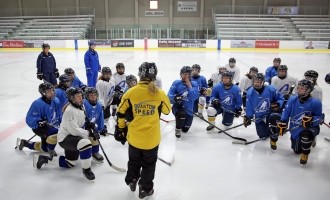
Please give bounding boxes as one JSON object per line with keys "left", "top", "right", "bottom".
{"left": 303, "top": 70, "right": 323, "bottom": 101}
{"left": 265, "top": 57, "right": 281, "bottom": 85}
{"left": 167, "top": 66, "right": 199, "bottom": 138}
{"left": 96, "top": 67, "right": 115, "bottom": 123}
{"left": 55, "top": 74, "right": 72, "bottom": 110}
{"left": 83, "top": 87, "right": 105, "bottom": 161}
{"left": 226, "top": 58, "right": 240, "bottom": 86}
{"left": 111, "top": 63, "right": 127, "bottom": 117}
{"left": 114, "top": 62, "right": 171, "bottom": 199}
{"left": 18, "top": 82, "right": 61, "bottom": 160}
{"left": 271, "top": 65, "right": 298, "bottom": 109}
{"left": 34, "top": 87, "right": 99, "bottom": 181}
{"left": 206, "top": 71, "right": 242, "bottom": 131}
{"left": 271, "top": 79, "right": 323, "bottom": 165}
{"left": 64, "top": 68, "right": 87, "bottom": 91}
{"left": 239, "top": 66, "right": 258, "bottom": 110}
{"left": 191, "top": 64, "right": 209, "bottom": 119}
{"left": 243, "top": 73, "right": 284, "bottom": 139}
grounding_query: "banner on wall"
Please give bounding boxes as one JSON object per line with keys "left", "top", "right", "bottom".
{"left": 304, "top": 41, "right": 330, "bottom": 49}
{"left": 111, "top": 40, "right": 134, "bottom": 47}
{"left": 231, "top": 40, "right": 255, "bottom": 48}
{"left": 267, "top": 6, "right": 299, "bottom": 15}
{"left": 181, "top": 40, "right": 206, "bottom": 48}
{"left": 0, "top": 40, "right": 24, "bottom": 48}
{"left": 158, "top": 40, "right": 182, "bottom": 47}
{"left": 177, "top": 1, "right": 197, "bottom": 12}
{"left": 255, "top": 40, "right": 279, "bottom": 48}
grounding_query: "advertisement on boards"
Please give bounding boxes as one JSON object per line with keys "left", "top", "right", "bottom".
{"left": 255, "top": 40, "right": 279, "bottom": 48}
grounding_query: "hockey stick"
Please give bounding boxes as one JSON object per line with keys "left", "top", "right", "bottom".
{"left": 185, "top": 109, "right": 247, "bottom": 142}
{"left": 232, "top": 125, "right": 299, "bottom": 145}
{"left": 157, "top": 157, "right": 172, "bottom": 166}
{"left": 322, "top": 122, "right": 330, "bottom": 128}
{"left": 15, "top": 135, "right": 36, "bottom": 149}
{"left": 107, "top": 132, "right": 172, "bottom": 166}
{"left": 98, "top": 139, "right": 126, "bottom": 172}
{"left": 324, "top": 138, "right": 330, "bottom": 142}
{"left": 83, "top": 108, "right": 126, "bottom": 173}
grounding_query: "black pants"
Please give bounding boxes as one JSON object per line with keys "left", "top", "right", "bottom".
{"left": 125, "top": 144, "right": 158, "bottom": 193}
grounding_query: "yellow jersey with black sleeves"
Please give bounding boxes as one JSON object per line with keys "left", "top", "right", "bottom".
{"left": 117, "top": 81, "right": 171, "bottom": 150}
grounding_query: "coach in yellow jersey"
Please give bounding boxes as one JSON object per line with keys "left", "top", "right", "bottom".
{"left": 114, "top": 62, "right": 171, "bottom": 199}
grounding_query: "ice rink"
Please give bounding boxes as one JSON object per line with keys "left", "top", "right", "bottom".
{"left": 0, "top": 49, "right": 330, "bottom": 200}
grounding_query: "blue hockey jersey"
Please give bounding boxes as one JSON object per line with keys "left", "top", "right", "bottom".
{"left": 246, "top": 85, "right": 284, "bottom": 123}
{"left": 55, "top": 88, "right": 68, "bottom": 109}
{"left": 167, "top": 80, "right": 199, "bottom": 116}
{"left": 72, "top": 76, "right": 86, "bottom": 89}
{"left": 281, "top": 95, "right": 323, "bottom": 139}
{"left": 265, "top": 66, "right": 278, "bottom": 84}
{"left": 211, "top": 83, "right": 242, "bottom": 112}
{"left": 26, "top": 97, "right": 62, "bottom": 129}
{"left": 83, "top": 99, "right": 104, "bottom": 132}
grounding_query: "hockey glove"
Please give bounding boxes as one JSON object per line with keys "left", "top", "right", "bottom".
{"left": 174, "top": 95, "right": 183, "bottom": 106}
{"left": 54, "top": 68, "right": 60, "bottom": 78}
{"left": 81, "top": 85, "right": 87, "bottom": 92}
{"left": 207, "top": 79, "right": 213, "bottom": 88}
{"left": 115, "top": 85, "right": 122, "bottom": 92}
{"left": 114, "top": 125, "right": 127, "bottom": 145}
{"left": 235, "top": 107, "right": 242, "bottom": 118}
{"left": 200, "top": 87, "right": 207, "bottom": 96}
{"left": 38, "top": 119, "right": 48, "bottom": 128}
{"left": 276, "top": 121, "right": 287, "bottom": 136}
{"left": 99, "top": 125, "right": 108, "bottom": 136}
{"left": 112, "top": 91, "right": 123, "bottom": 105}
{"left": 85, "top": 121, "right": 96, "bottom": 129}
{"left": 283, "top": 94, "right": 291, "bottom": 100}
{"left": 37, "top": 72, "right": 43, "bottom": 80}
{"left": 301, "top": 115, "right": 313, "bottom": 128}
{"left": 243, "top": 116, "right": 251, "bottom": 127}
{"left": 271, "top": 102, "right": 281, "bottom": 112}
{"left": 211, "top": 98, "right": 221, "bottom": 109}
{"left": 88, "top": 127, "right": 100, "bottom": 141}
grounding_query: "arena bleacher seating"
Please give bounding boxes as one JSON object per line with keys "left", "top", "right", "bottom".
{"left": 0, "top": 15, "right": 93, "bottom": 40}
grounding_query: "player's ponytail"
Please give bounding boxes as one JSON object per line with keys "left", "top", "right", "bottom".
{"left": 148, "top": 80, "right": 159, "bottom": 94}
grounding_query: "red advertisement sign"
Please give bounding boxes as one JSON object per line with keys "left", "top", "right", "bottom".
{"left": 255, "top": 40, "right": 279, "bottom": 48}
{"left": 1, "top": 40, "right": 24, "bottom": 48}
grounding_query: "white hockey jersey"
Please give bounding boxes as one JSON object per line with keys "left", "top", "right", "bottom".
{"left": 113, "top": 72, "right": 127, "bottom": 91}
{"left": 57, "top": 104, "right": 89, "bottom": 143}
{"left": 96, "top": 78, "right": 115, "bottom": 107}
{"left": 239, "top": 75, "right": 253, "bottom": 93}
{"left": 225, "top": 64, "right": 240, "bottom": 84}
{"left": 210, "top": 73, "right": 222, "bottom": 85}
{"left": 271, "top": 75, "right": 298, "bottom": 95}
{"left": 311, "top": 85, "right": 323, "bottom": 101}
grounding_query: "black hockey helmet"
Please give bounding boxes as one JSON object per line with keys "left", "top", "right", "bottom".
{"left": 64, "top": 68, "right": 75, "bottom": 75}
{"left": 250, "top": 66, "right": 258, "bottom": 73}
{"left": 39, "top": 82, "right": 54, "bottom": 97}
{"left": 116, "top": 63, "right": 125, "bottom": 69}
{"left": 41, "top": 43, "right": 50, "bottom": 49}
{"left": 229, "top": 58, "right": 236, "bottom": 63}
{"left": 304, "top": 70, "right": 319, "bottom": 79}
{"left": 101, "top": 66, "right": 112, "bottom": 75}
{"left": 297, "top": 79, "right": 314, "bottom": 99}
{"left": 325, "top": 73, "right": 330, "bottom": 84}
{"left": 180, "top": 66, "right": 192, "bottom": 75}
{"left": 222, "top": 71, "right": 233, "bottom": 79}
{"left": 138, "top": 62, "right": 158, "bottom": 80}
{"left": 59, "top": 74, "right": 71, "bottom": 84}
{"left": 273, "top": 57, "right": 281, "bottom": 63}
{"left": 66, "top": 87, "right": 83, "bottom": 104}
{"left": 278, "top": 65, "right": 288, "bottom": 71}
{"left": 253, "top": 73, "right": 265, "bottom": 89}
{"left": 126, "top": 74, "right": 137, "bottom": 86}
{"left": 192, "top": 64, "right": 201, "bottom": 71}
{"left": 84, "top": 87, "right": 98, "bottom": 103}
